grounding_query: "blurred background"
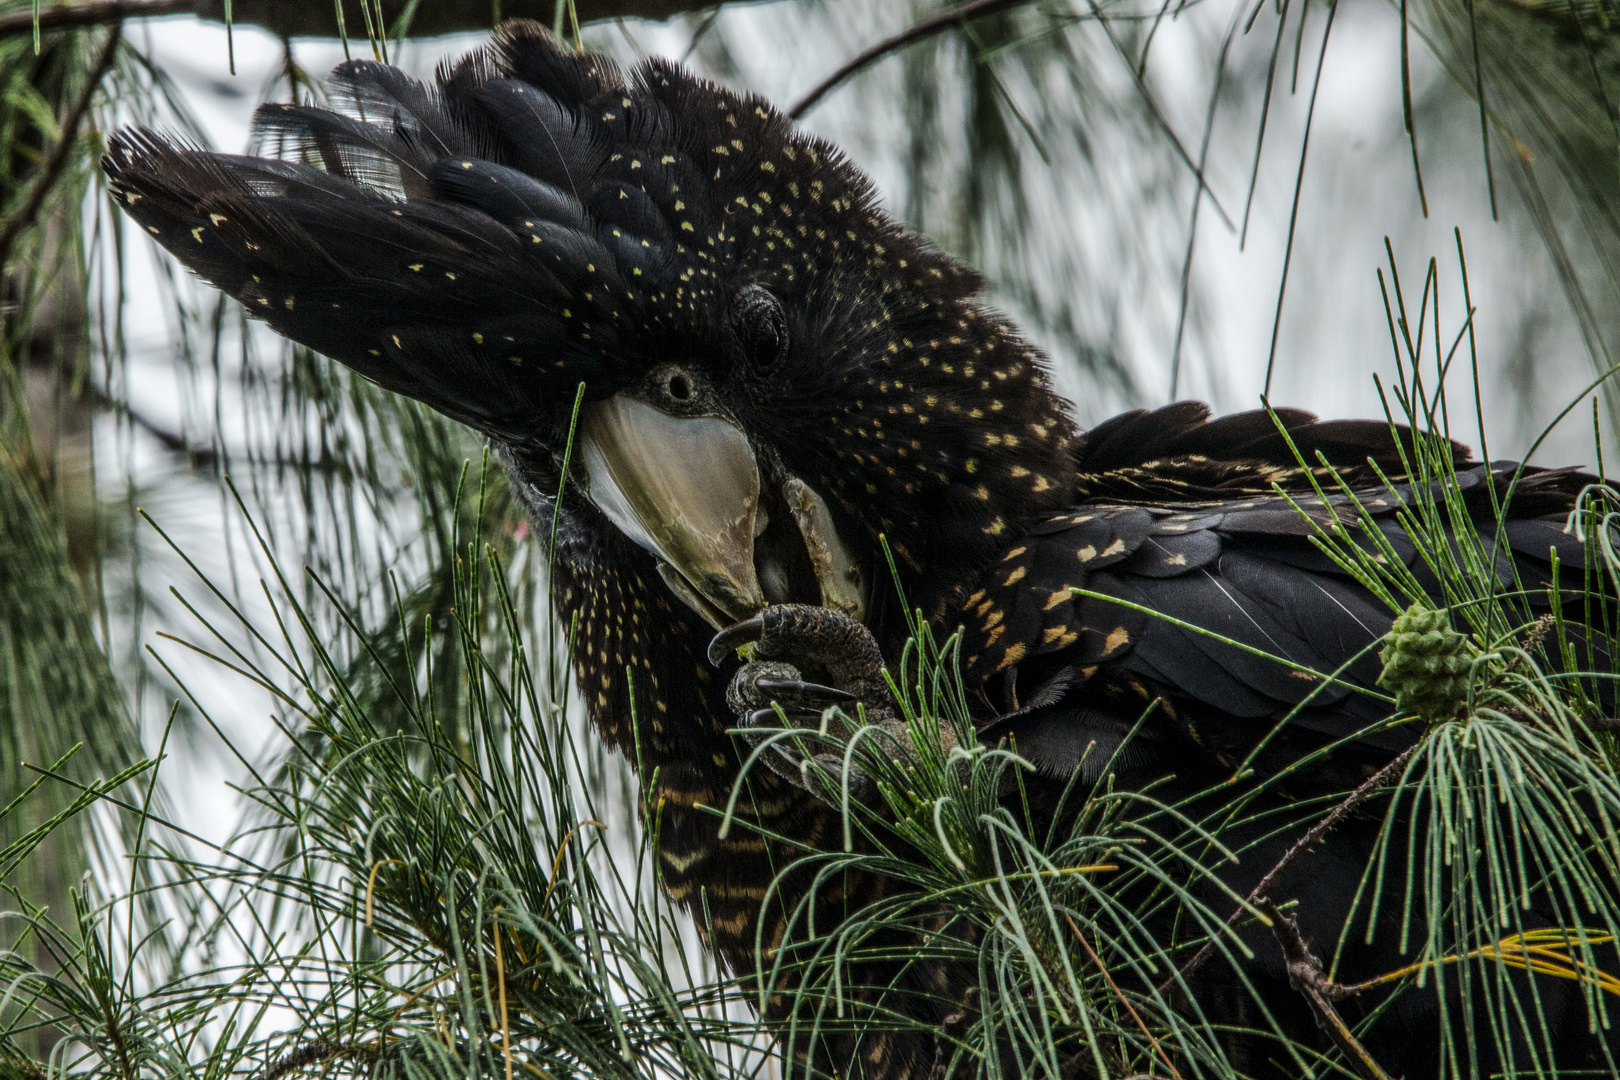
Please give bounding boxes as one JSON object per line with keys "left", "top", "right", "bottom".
{"left": 4, "top": 0, "right": 1620, "bottom": 1051}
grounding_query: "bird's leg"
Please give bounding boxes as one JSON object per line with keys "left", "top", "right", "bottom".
{"left": 711, "top": 603, "right": 949, "bottom": 807}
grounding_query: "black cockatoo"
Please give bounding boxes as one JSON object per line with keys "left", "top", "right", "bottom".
{"left": 104, "top": 22, "right": 1616, "bottom": 1078}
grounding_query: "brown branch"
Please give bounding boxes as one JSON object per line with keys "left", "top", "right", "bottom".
{"left": 83, "top": 383, "right": 223, "bottom": 471}
{"left": 261, "top": 1039, "right": 374, "bottom": 1080}
{"left": 1244, "top": 742, "right": 1420, "bottom": 910}
{"left": 789, "top": 0, "right": 1038, "bottom": 118}
{"left": 0, "top": 0, "right": 190, "bottom": 37}
{"left": 0, "top": 25, "right": 121, "bottom": 273}
{"left": 1065, "top": 913, "right": 1183, "bottom": 1080}
{"left": 1255, "top": 899, "right": 1394, "bottom": 1080}
{"left": 1166, "top": 741, "right": 1420, "bottom": 991}
{"left": 86, "top": 382, "right": 346, "bottom": 475}
{"left": 0, "top": 0, "right": 725, "bottom": 42}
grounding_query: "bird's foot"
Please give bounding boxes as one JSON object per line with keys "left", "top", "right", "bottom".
{"left": 710, "top": 604, "right": 941, "bottom": 806}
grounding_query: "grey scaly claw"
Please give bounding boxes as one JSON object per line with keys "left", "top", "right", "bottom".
{"left": 715, "top": 604, "right": 954, "bottom": 807}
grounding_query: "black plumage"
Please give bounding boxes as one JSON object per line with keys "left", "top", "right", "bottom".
{"left": 104, "top": 24, "right": 1618, "bottom": 1079}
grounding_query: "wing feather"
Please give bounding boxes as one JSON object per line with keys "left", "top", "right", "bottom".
{"left": 960, "top": 461, "right": 1599, "bottom": 773}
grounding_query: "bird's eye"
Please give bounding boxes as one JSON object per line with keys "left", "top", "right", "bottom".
{"left": 731, "top": 284, "right": 788, "bottom": 368}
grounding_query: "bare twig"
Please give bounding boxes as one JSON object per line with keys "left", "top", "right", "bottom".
{"left": 1256, "top": 899, "right": 1394, "bottom": 1080}
{"left": 1167, "top": 741, "right": 1420, "bottom": 990}
{"left": 789, "top": 0, "right": 1037, "bottom": 119}
{"left": 0, "top": 0, "right": 720, "bottom": 42}
{"left": 262, "top": 1041, "right": 337, "bottom": 1080}
{"left": 1488, "top": 611, "right": 1556, "bottom": 683}
{"left": 1518, "top": 612, "right": 1556, "bottom": 659}
{"left": 84, "top": 383, "right": 221, "bottom": 470}
{"left": 261, "top": 1039, "right": 374, "bottom": 1080}
{"left": 494, "top": 922, "right": 513, "bottom": 1080}
{"left": 1065, "top": 913, "right": 1183, "bottom": 1080}
{"left": 0, "top": 25, "right": 121, "bottom": 273}
{"left": 86, "top": 383, "right": 334, "bottom": 474}
{"left": 0, "top": 0, "right": 191, "bottom": 38}
{"left": 1247, "top": 742, "right": 1420, "bottom": 907}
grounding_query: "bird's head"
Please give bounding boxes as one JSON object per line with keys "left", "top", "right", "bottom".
{"left": 105, "top": 21, "right": 1080, "bottom": 631}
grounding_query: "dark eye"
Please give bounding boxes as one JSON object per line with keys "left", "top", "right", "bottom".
{"left": 731, "top": 284, "right": 788, "bottom": 368}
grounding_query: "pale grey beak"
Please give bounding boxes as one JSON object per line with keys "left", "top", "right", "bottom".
{"left": 579, "top": 395, "right": 766, "bottom": 625}
{"left": 578, "top": 393, "right": 868, "bottom": 630}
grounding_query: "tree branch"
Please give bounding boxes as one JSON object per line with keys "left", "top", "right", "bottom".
{"left": 261, "top": 1039, "right": 374, "bottom": 1080}
{"left": 0, "top": 25, "right": 120, "bottom": 273}
{"left": 0, "top": 0, "right": 724, "bottom": 42}
{"left": 1166, "top": 741, "right": 1420, "bottom": 991}
{"left": 789, "top": 0, "right": 1038, "bottom": 118}
{"left": 1065, "top": 913, "right": 1183, "bottom": 1080}
{"left": 1256, "top": 899, "right": 1394, "bottom": 1080}
{"left": 0, "top": 0, "right": 187, "bottom": 37}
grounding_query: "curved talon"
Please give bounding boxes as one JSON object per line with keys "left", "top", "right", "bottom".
{"left": 754, "top": 677, "right": 857, "bottom": 703}
{"left": 708, "top": 616, "right": 765, "bottom": 666}
{"left": 744, "top": 706, "right": 824, "bottom": 728}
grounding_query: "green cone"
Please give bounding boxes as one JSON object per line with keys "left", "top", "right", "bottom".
{"left": 1378, "top": 603, "right": 1475, "bottom": 722}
